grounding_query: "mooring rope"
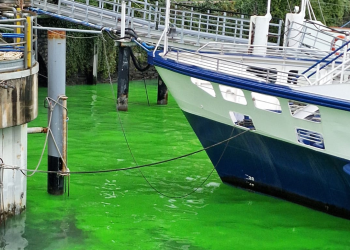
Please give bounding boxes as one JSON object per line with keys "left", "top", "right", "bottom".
{"left": 1, "top": 129, "right": 249, "bottom": 175}
{"left": 21, "top": 97, "right": 53, "bottom": 177}
{"left": 0, "top": 32, "right": 251, "bottom": 198}
{"left": 102, "top": 35, "right": 222, "bottom": 198}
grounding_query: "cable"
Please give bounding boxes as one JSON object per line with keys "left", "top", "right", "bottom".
{"left": 142, "top": 72, "right": 150, "bottom": 106}
{"left": 107, "top": 35, "right": 251, "bottom": 197}
{"left": 20, "top": 97, "right": 53, "bottom": 177}
{"left": 2, "top": 129, "right": 249, "bottom": 175}
{"left": 130, "top": 47, "right": 150, "bottom": 72}
{"left": 38, "top": 73, "right": 48, "bottom": 79}
{"left": 305, "top": 20, "right": 349, "bottom": 35}
{"left": 145, "top": 125, "right": 237, "bottom": 198}
{"left": 316, "top": 0, "right": 326, "bottom": 25}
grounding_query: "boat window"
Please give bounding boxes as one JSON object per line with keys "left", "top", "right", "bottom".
{"left": 190, "top": 77, "right": 215, "bottom": 97}
{"left": 219, "top": 85, "right": 247, "bottom": 105}
{"left": 288, "top": 100, "right": 321, "bottom": 123}
{"left": 251, "top": 92, "right": 282, "bottom": 113}
{"left": 229, "top": 111, "right": 256, "bottom": 130}
{"left": 296, "top": 128, "right": 325, "bottom": 149}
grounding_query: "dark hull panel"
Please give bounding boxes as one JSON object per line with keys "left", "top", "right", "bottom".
{"left": 183, "top": 111, "right": 350, "bottom": 219}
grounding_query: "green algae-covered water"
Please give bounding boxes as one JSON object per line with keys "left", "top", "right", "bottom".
{"left": 3, "top": 81, "right": 350, "bottom": 249}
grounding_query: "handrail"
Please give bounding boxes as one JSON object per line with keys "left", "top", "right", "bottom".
{"left": 160, "top": 47, "right": 313, "bottom": 86}
{"left": 342, "top": 20, "right": 350, "bottom": 28}
{"left": 311, "top": 56, "right": 350, "bottom": 85}
{"left": 153, "top": 29, "right": 166, "bottom": 57}
{"left": 0, "top": 15, "right": 37, "bottom": 69}
{"left": 31, "top": 0, "right": 282, "bottom": 46}
{"left": 302, "top": 39, "right": 350, "bottom": 77}
{"left": 195, "top": 42, "right": 334, "bottom": 61}
{"left": 0, "top": 18, "right": 27, "bottom": 23}
{"left": 286, "top": 21, "right": 348, "bottom": 51}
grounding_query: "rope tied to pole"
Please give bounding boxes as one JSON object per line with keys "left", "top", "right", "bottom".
{"left": 1, "top": 129, "right": 249, "bottom": 175}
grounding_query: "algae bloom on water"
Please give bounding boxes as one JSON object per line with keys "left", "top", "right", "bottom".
{"left": 8, "top": 81, "right": 349, "bottom": 250}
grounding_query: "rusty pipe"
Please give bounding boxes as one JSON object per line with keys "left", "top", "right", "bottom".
{"left": 61, "top": 96, "right": 68, "bottom": 173}
{"left": 27, "top": 127, "right": 48, "bottom": 134}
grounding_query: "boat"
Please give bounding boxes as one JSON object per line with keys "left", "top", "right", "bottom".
{"left": 147, "top": 0, "right": 350, "bottom": 218}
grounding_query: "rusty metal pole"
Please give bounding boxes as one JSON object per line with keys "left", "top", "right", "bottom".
{"left": 27, "top": 127, "right": 48, "bottom": 134}
{"left": 47, "top": 30, "right": 66, "bottom": 195}
{"left": 61, "top": 96, "right": 68, "bottom": 173}
{"left": 157, "top": 75, "right": 168, "bottom": 105}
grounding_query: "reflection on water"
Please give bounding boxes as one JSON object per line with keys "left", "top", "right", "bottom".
{"left": 0, "top": 214, "right": 27, "bottom": 250}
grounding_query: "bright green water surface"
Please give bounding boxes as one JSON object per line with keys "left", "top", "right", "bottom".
{"left": 4, "top": 81, "right": 350, "bottom": 249}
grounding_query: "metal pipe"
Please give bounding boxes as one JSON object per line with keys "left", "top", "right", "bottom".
{"left": 266, "top": 0, "right": 271, "bottom": 16}
{"left": 0, "top": 24, "right": 25, "bottom": 28}
{"left": 27, "top": 127, "right": 48, "bottom": 134}
{"left": 47, "top": 30, "right": 66, "bottom": 195}
{"left": 33, "top": 26, "right": 102, "bottom": 34}
{"left": 0, "top": 41, "right": 26, "bottom": 46}
{"left": 341, "top": 20, "right": 350, "bottom": 28}
{"left": 26, "top": 16, "right": 32, "bottom": 68}
{"left": 2, "top": 13, "right": 14, "bottom": 18}
{"left": 163, "top": 0, "right": 170, "bottom": 53}
{"left": 61, "top": 96, "right": 68, "bottom": 173}
{"left": 121, "top": 0, "right": 126, "bottom": 38}
{"left": 35, "top": 16, "right": 38, "bottom": 62}
{"left": 0, "top": 7, "right": 17, "bottom": 18}
{"left": 24, "top": 19, "right": 28, "bottom": 69}
{"left": 0, "top": 18, "right": 26, "bottom": 23}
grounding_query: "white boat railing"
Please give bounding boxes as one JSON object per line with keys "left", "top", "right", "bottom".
{"left": 195, "top": 42, "right": 337, "bottom": 61}
{"left": 311, "top": 50, "right": 350, "bottom": 85}
{"left": 285, "top": 21, "right": 348, "bottom": 51}
{"left": 162, "top": 47, "right": 314, "bottom": 86}
{"left": 158, "top": 42, "right": 350, "bottom": 86}
{"left": 300, "top": 37, "right": 350, "bottom": 85}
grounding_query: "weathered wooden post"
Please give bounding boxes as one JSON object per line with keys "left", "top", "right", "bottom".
{"left": 47, "top": 30, "right": 67, "bottom": 195}
{"left": 116, "top": 0, "right": 131, "bottom": 111}
{"left": 117, "top": 44, "right": 131, "bottom": 111}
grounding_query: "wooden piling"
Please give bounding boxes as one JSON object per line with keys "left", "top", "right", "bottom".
{"left": 117, "top": 43, "right": 131, "bottom": 111}
{"left": 157, "top": 75, "right": 168, "bottom": 105}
